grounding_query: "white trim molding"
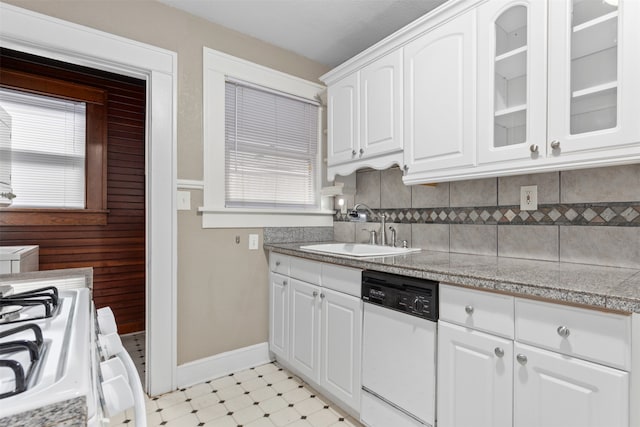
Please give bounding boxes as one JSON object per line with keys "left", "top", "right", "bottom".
{"left": 177, "top": 179, "right": 205, "bottom": 190}
{"left": 201, "top": 47, "right": 328, "bottom": 229}
{"left": 176, "top": 342, "right": 272, "bottom": 389}
{"left": 0, "top": 3, "right": 178, "bottom": 397}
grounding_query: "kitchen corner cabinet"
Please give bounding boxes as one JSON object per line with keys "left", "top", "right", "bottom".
{"left": 268, "top": 252, "right": 363, "bottom": 414}
{"left": 477, "top": 0, "right": 640, "bottom": 171}
{"left": 438, "top": 283, "right": 631, "bottom": 427}
{"left": 325, "top": 50, "right": 403, "bottom": 180}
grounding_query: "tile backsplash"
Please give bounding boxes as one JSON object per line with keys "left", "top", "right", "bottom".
{"left": 334, "top": 164, "right": 640, "bottom": 269}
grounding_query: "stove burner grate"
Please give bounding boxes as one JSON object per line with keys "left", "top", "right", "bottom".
{"left": 0, "top": 323, "right": 44, "bottom": 398}
{"left": 0, "top": 287, "right": 59, "bottom": 325}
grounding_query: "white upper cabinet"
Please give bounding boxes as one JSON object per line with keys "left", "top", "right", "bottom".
{"left": 477, "top": 0, "right": 547, "bottom": 165}
{"left": 478, "top": 0, "right": 640, "bottom": 171}
{"left": 403, "top": 9, "right": 477, "bottom": 180}
{"left": 324, "top": 50, "right": 404, "bottom": 179}
{"left": 360, "top": 49, "right": 403, "bottom": 159}
{"left": 547, "top": 0, "right": 640, "bottom": 155}
{"left": 327, "top": 73, "right": 359, "bottom": 166}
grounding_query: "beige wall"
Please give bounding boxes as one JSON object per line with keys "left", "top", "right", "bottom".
{"left": 4, "top": 0, "right": 330, "bottom": 364}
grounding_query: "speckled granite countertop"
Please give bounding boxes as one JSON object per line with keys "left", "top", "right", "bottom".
{"left": 265, "top": 243, "right": 640, "bottom": 314}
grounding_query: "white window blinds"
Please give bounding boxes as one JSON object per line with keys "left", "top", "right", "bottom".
{"left": 225, "top": 80, "right": 319, "bottom": 210}
{"left": 0, "top": 88, "right": 86, "bottom": 208}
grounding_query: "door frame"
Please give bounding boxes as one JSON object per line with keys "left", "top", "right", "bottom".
{"left": 0, "top": 3, "right": 178, "bottom": 396}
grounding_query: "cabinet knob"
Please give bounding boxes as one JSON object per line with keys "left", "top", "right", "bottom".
{"left": 465, "top": 305, "right": 474, "bottom": 315}
{"left": 359, "top": 148, "right": 364, "bottom": 157}
{"left": 283, "top": 280, "right": 287, "bottom": 286}
{"left": 529, "top": 144, "right": 539, "bottom": 153}
{"left": 516, "top": 354, "right": 528, "bottom": 365}
{"left": 275, "top": 261, "right": 281, "bottom": 266}
{"left": 550, "top": 140, "right": 561, "bottom": 150}
{"left": 557, "top": 325, "right": 570, "bottom": 338}
{"left": 494, "top": 347, "right": 505, "bottom": 358}
{"left": 313, "top": 291, "right": 318, "bottom": 297}
{"left": 352, "top": 150, "right": 357, "bottom": 156}
{"left": 320, "top": 293, "right": 325, "bottom": 299}
{"left": 403, "top": 164, "right": 409, "bottom": 172}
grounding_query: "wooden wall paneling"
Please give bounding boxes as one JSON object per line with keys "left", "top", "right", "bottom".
{"left": 0, "top": 48, "right": 147, "bottom": 334}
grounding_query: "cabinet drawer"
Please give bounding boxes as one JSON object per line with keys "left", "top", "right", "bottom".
{"left": 321, "top": 263, "right": 361, "bottom": 297}
{"left": 290, "top": 256, "right": 322, "bottom": 285}
{"left": 440, "top": 284, "right": 514, "bottom": 339}
{"left": 515, "top": 298, "right": 631, "bottom": 370}
{"left": 269, "top": 252, "right": 290, "bottom": 275}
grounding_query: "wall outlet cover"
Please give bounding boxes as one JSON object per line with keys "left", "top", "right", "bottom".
{"left": 248, "top": 234, "right": 259, "bottom": 250}
{"left": 177, "top": 190, "right": 191, "bottom": 211}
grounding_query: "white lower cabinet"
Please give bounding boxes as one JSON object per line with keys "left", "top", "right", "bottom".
{"left": 437, "top": 322, "right": 513, "bottom": 427}
{"left": 514, "top": 342, "right": 629, "bottom": 427}
{"left": 320, "top": 287, "right": 362, "bottom": 411}
{"left": 289, "top": 278, "right": 321, "bottom": 382}
{"left": 437, "top": 283, "right": 631, "bottom": 427}
{"left": 268, "top": 252, "right": 362, "bottom": 415}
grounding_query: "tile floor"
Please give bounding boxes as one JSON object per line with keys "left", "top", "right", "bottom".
{"left": 111, "top": 332, "right": 362, "bottom": 427}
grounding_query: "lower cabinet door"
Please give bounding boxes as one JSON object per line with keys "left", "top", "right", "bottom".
{"left": 514, "top": 342, "right": 629, "bottom": 427}
{"left": 289, "top": 279, "right": 321, "bottom": 382}
{"left": 320, "top": 287, "right": 362, "bottom": 412}
{"left": 269, "top": 272, "right": 289, "bottom": 360}
{"left": 437, "top": 321, "right": 513, "bottom": 427}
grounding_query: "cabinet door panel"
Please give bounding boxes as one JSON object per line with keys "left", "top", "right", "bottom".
{"left": 477, "top": 0, "right": 547, "bottom": 165}
{"left": 438, "top": 322, "right": 513, "bottom": 427}
{"left": 320, "top": 288, "right": 362, "bottom": 412}
{"left": 269, "top": 272, "right": 289, "bottom": 360}
{"left": 360, "top": 49, "right": 403, "bottom": 158}
{"left": 289, "top": 279, "right": 320, "bottom": 382}
{"left": 403, "top": 10, "right": 476, "bottom": 174}
{"left": 514, "top": 342, "right": 629, "bottom": 427}
{"left": 327, "top": 73, "right": 358, "bottom": 165}
{"left": 547, "top": 0, "right": 640, "bottom": 155}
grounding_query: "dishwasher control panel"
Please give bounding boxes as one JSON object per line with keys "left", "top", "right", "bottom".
{"left": 362, "top": 270, "right": 438, "bottom": 321}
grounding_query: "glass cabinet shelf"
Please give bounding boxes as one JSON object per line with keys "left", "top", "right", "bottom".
{"left": 572, "top": 11, "right": 618, "bottom": 60}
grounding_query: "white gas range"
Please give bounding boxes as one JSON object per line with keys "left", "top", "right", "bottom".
{"left": 0, "top": 273, "right": 146, "bottom": 426}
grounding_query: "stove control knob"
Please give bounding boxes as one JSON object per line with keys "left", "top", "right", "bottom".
{"left": 99, "top": 332, "right": 124, "bottom": 359}
{"left": 412, "top": 297, "right": 424, "bottom": 312}
{"left": 102, "top": 375, "right": 135, "bottom": 416}
{"left": 97, "top": 307, "right": 118, "bottom": 334}
{"left": 101, "top": 357, "right": 129, "bottom": 382}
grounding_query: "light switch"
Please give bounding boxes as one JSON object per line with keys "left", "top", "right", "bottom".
{"left": 177, "top": 191, "right": 191, "bottom": 210}
{"left": 520, "top": 185, "right": 538, "bottom": 211}
{"left": 248, "top": 234, "right": 259, "bottom": 250}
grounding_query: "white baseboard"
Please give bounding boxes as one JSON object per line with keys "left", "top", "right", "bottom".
{"left": 176, "top": 342, "right": 272, "bottom": 389}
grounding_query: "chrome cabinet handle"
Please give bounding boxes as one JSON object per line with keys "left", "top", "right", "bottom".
{"left": 403, "top": 164, "right": 409, "bottom": 172}
{"left": 494, "top": 347, "right": 504, "bottom": 358}
{"left": 352, "top": 149, "right": 357, "bottom": 156}
{"left": 529, "top": 144, "right": 539, "bottom": 153}
{"left": 557, "top": 326, "right": 570, "bottom": 338}
{"left": 313, "top": 291, "right": 318, "bottom": 297}
{"left": 282, "top": 280, "right": 287, "bottom": 286}
{"left": 550, "top": 140, "right": 561, "bottom": 149}
{"left": 359, "top": 148, "right": 364, "bottom": 157}
{"left": 465, "top": 305, "right": 474, "bottom": 315}
{"left": 516, "top": 354, "right": 528, "bottom": 365}
{"left": 275, "top": 261, "right": 280, "bottom": 266}
{"left": 320, "top": 293, "right": 325, "bottom": 299}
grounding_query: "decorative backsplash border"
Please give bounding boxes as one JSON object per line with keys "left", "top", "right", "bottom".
{"left": 334, "top": 202, "right": 640, "bottom": 226}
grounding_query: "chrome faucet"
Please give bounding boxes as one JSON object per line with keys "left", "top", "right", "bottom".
{"left": 348, "top": 203, "right": 388, "bottom": 245}
{"left": 388, "top": 226, "right": 397, "bottom": 247}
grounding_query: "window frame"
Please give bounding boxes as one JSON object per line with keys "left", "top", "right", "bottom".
{"left": 0, "top": 68, "right": 108, "bottom": 226}
{"left": 201, "top": 47, "right": 332, "bottom": 228}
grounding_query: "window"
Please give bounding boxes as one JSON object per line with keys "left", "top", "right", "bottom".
{"left": 0, "top": 88, "right": 87, "bottom": 208}
{"left": 225, "top": 80, "right": 319, "bottom": 210}
{"left": 0, "top": 68, "right": 107, "bottom": 226}
{"left": 201, "top": 48, "right": 331, "bottom": 228}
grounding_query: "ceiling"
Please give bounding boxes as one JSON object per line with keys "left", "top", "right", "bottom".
{"left": 157, "top": 0, "right": 447, "bottom": 68}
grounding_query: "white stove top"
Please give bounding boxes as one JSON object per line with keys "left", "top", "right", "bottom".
{"left": 0, "top": 282, "right": 93, "bottom": 419}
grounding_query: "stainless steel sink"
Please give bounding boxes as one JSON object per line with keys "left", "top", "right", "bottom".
{"left": 299, "top": 243, "right": 421, "bottom": 258}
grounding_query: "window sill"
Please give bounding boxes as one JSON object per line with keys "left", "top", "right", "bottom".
{"left": 198, "top": 207, "right": 335, "bottom": 229}
{"left": 0, "top": 208, "right": 109, "bottom": 226}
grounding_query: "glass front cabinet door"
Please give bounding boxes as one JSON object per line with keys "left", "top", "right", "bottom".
{"left": 478, "top": 0, "right": 640, "bottom": 169}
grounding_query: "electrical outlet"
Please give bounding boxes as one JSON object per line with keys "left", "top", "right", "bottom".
{"left": 520, "top": 185, "right": 538, "bottom": 211}
{"left": 177, "top": 191, "right": 191, "bottom": 210}
{"left": 248, "top": 234, "right": 259, "bottom": 250}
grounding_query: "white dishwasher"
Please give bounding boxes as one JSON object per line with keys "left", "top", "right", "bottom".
{"left": 361, "top": 271, "right": 439, "bottom": 427}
